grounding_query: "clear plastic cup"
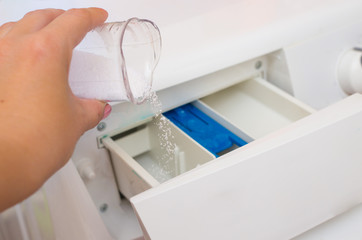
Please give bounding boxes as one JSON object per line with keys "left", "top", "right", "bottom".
{"left": 68, "top": 18, "right": 162, "bottom": 104}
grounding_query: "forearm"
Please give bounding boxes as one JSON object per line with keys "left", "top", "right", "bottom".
{"left": 0, "top": 132, "right": 48, "bottom": 212}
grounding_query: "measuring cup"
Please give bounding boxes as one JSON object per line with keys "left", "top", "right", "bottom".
{"left": 68, "top": 18, "right": 162, "bottom": 104}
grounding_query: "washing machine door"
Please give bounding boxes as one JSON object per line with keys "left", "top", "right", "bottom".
{"left": 131, "top": 94, "right": 362, "bottom": 240}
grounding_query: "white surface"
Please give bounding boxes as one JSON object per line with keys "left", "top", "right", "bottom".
{"left": 43, "top": 161, "right": 113, "bottom": 240}
{"left": 1, "top": 0, "right": 362, "bottom": 93}
{"left": 101, "top": 200, "right": 143, "bottom": 240}
{"left": 132, "top": 94, "right": 362, "bottom": 240}
{"left": 294, "top": 203, "right": 362, "bottom": 240}
{"left": 152, "top": 0, "right": 362, "bottom": 91}
{"left": 284, "top": 13, "right": 362, "bottom": 109}
{"left": 0, "top": 205, "right": 32, "bottom": 240}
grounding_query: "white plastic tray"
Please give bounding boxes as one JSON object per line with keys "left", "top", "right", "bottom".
{"left": 104, "top": 77, "right": 315, "bottom": 199}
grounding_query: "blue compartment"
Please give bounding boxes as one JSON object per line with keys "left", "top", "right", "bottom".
{"left": 164, "top": 103, "right": 248, "bottom": 157}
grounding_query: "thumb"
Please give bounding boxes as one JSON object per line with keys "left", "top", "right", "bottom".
{"left": 76, "top": 99, "right": 112, "bottom": 131}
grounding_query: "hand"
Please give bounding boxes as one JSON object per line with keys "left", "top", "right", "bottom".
{"left": 0, "top": 8, "right": 109, "bottom": 211}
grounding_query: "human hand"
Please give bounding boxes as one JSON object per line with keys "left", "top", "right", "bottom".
{"left": 0, "top": 8, "right": 109, "bottom": 211}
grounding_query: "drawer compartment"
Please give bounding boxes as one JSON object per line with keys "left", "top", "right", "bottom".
{"left": 103, "top": 116, "right": 215, "bottom": 199}
{"left": 163, "top": 103, "right": 248, "bottom": 157}
{"left": 197, "top": 77, "right": 315, "bottom": 140}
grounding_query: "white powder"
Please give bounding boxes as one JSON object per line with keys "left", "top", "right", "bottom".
{"left": 147, "top": 92, "right": 176, "bottom": 177}
{"left": 126, "top": 67, "right": 151, "bottom": 102}
{"left": 69, "top": 50, "right": 126, "bottom": 101}
{"left": 69, "top": 50, "right": 150, "bottom": 103}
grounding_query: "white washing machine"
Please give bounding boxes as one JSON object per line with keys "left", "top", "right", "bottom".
{"left": 2, "top": 0, "right": 362, "bottom": 239}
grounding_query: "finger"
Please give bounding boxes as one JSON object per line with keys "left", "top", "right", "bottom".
{"left": 42, "top": 8, "right": 108, "bottom": 49}
{"left": 7, "top": 9, "right": 65, "bottom": 37}
{"left": 76, "top": 99, "right": 111, "bottom": 132}
{"left": 0, "top": 22, "right": 15, "bottom": 38}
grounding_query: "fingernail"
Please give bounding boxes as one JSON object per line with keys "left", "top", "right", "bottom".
{"left": 102, "top": 104, "right": 112, "bottom": 119}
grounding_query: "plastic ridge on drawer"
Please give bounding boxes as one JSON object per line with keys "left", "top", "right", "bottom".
{"left": 164, "top": 103, "right": 247, "bottom": 157}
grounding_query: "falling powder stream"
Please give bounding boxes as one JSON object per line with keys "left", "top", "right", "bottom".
{"left": 146, "top": 91, "right": 177, "bottom": 181}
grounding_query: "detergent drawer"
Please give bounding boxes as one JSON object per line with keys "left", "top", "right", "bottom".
{"left": 103, "top": 76, "right": 315, "bottom": 200}
{"left": 131, "top": 94, "right": 362, "bottom": 240}
{"left": 103, "top": 117, "right": 215, "bottom": 199}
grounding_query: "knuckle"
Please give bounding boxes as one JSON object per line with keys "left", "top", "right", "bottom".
{"left": 24, "top": 9, "right": 42, "bottom": 18}
{"left": 27, "top": 33, "right": 60, "bottom": 58}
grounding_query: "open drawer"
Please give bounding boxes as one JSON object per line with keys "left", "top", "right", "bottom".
{"left": 103, "top": 77, "right": 315, "bottom": 199}
{"left": 127, "top": 90, "right": 362, "bottom": 239}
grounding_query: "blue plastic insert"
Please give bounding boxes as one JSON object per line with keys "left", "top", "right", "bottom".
{"left": 163, "top": 103, "right": 248, "bottom": 157}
